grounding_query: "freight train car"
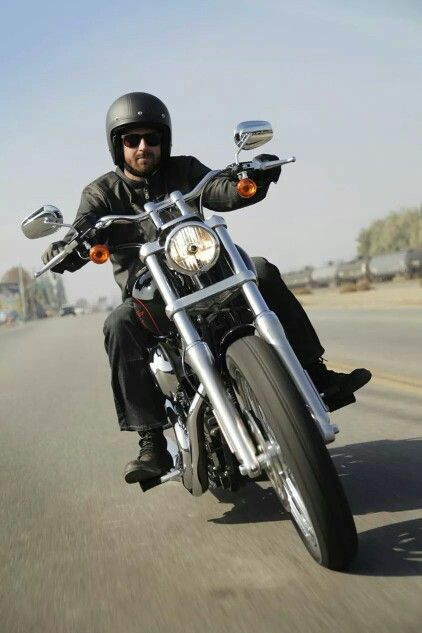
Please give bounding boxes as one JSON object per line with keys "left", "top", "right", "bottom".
{"left": 280, "top": 248, "right": 422, "bottom": 290}
{"left": 368, "top": 249, "right": 422, "bottom": 281}
{"left": 337, "top": 259, "right": 369, "bottom": 285}
{"left": 406, "top": 249, "right": 422, "bottom": 277}
{"left": 310, "top": 263, "right": 340, "bottom": 287}
{"left": 281, "top": 268, "right": 313, "bottom": 289}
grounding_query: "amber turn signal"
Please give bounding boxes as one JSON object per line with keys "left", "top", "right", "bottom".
{"left": 236, "top": 178, "right": 258, "bottom": 199}
{"left": 89, "top": 244, "right": 110, "bottom": 264}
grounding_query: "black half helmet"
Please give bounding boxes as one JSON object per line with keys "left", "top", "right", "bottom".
{"left": 106, "top": 92, "right": 172, "bottom": 168}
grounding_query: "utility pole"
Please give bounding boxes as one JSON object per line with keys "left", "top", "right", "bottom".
{"left": 18, "top": 264, "right": 27, "bottom": 321}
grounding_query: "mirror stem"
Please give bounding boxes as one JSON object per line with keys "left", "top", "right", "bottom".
{"left": 44, "top": 219, "right": 78, "bottom": 236}
{"left": 235, "top": 133, "right": 252, "bottom": 164}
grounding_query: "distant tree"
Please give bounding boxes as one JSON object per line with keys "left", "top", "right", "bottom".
{"left": 357, "top": 205, "right": 422, "bottom": 257}
{"left": 1, "top": 266, "right": 32, "bottom": 286}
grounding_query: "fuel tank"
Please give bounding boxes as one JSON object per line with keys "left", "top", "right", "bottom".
{"left": 131, "top": 268, "right": 173, "bottom": 335}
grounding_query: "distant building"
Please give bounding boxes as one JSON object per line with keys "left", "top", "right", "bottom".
{"left": 0, "top": 267, "right": 67, "bottom": 320}
{"left": 0, "top": 282, "right": 22, "bottom": 316}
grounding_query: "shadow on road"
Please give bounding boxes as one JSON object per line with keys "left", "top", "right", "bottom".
{"left": 331, "top": 437, "right": 422, "bottom": 576}
{"left": 350, "top": 518, "right": 422, "bottom": 577}
{"left": 208, "top": 483, "right": 287, "bottom": 525}
{"left": 210, "top": 437, "right": 421, "bottom": 526}
{"left": 206, "top": 437, "right": 421, "bottom": 575}
{"left": 330, "top": 437, "right": 422, "bottom": 516}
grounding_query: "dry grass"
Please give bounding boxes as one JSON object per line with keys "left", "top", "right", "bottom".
{"left": 292, "top": 287, "right": 313, "bottom": 295}
{"left": 338, "top": 280, "right": 373, "bottom": 293}
{"left": 356, "top": 280, "right": 372, "bottom": 291}
{"left": 339, "top": 283, "right": 357, "bottom": 294}
{"left": 298, "top": 278, "right": 422, "bottom": 308}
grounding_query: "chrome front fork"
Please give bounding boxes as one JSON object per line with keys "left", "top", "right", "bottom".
{"left": 208, "top": 216, "right": 337, "bottom": 444}
{"left": 141, "top": 246, "right": 262, "bottom": 484}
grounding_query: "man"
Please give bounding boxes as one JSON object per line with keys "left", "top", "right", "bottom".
{"left": 42, "top": 92, "right": 371, "bottom": 484}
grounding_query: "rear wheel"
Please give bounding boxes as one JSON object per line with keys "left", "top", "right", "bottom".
{"left": 226, "top": 335, "right": 357, "bottom": 570}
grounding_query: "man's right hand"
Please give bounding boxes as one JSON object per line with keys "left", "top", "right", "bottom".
{"left": 41, "top": 241, "right": 67, "bottom": 265}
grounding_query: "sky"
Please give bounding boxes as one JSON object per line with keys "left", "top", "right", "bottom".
{"left": 0, "top": 0, "right": 421, "bottom": 304}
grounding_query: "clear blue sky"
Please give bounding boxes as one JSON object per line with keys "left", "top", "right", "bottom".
{"left": 1, "top": 0, "right": 421, "bottom": 302}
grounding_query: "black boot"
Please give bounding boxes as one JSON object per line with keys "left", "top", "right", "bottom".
{"left": 306, "top": 359, "right": 372, "bottom": 412}
{"left": 124, "top": 428, "right": 174, "bottom": 484}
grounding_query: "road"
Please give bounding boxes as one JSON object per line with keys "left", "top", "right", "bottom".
{"left": 309, "top": 307, "right": 422, "bottom": 385}
{"left": 0, "top": 310, "right": 421, "bottom": 633}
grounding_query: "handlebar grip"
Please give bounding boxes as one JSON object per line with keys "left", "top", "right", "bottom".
{"left": 35, "top": 249, "right": 69, "bottom": 278}
{"left": 35, "top": 239, "right": 81, "bottom": 278}
{"left": 259, "top": 157, "right": 296, "bottom": 170}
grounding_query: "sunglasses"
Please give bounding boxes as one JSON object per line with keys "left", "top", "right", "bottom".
{"left": 122, "top": 132, "right": 162, "bottom": 148}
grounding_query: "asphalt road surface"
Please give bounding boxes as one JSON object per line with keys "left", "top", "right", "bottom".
{"left": 1, "top": 309, "right": 421, "bottom": 633}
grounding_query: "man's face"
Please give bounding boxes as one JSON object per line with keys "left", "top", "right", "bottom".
{"left": 122, "top": 126, "right": 162, "bottom": 178}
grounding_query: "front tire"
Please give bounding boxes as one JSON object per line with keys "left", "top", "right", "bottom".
{"left": 226, "top": 335, "right": 357, "bottom": 570}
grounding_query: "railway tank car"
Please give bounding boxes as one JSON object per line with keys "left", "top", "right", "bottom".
{"left": 368, "top": 249, "right": 422, "bottom": 281}
{"left": 281, "top": 268, "right": 313, "bottom": 289}
{"left": 310, "top": 263, "right": 340, "bottom": 288}
{"left": 280, "top": 249, "right": 422, "bottom": 290}
{"left": 337, "top": 259, "right": 369, "bottom": 285}
{"left": 406, "top": 249, "right": 422, "bottom": 277}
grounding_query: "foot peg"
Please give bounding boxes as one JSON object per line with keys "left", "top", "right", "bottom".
{"left": 138, "top": 468, "right": 181, "bottom": 492}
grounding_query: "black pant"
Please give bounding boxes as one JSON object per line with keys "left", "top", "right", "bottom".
{"left": 103, "top": 257, "right": 324, "bottom": 431}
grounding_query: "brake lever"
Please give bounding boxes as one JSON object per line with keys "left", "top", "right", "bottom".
{"left": 249, "top": 156, "right": 296, "bottom": 170}
{"left": 34, "top": 239, "right": 79, "bottom": 278}
{"left": 95, "top": 212, "right": 150, "bottom": 230}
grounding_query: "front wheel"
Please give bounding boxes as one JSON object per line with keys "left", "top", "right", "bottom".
{"left": 226, "top": 335, "right": 357, "bottom": 570}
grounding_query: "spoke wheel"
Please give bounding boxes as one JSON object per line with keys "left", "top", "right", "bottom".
{"left": 226, "top": 336, "right": 357, "bottom": 570}
{"left": 234, "top": 371, "right": 322, "bottom": 561}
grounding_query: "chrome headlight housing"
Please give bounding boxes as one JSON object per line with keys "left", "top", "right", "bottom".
{"left": 164, "top": 222, "right": 220, "bottom": 275}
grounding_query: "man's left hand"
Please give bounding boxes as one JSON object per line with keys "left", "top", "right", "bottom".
{"left": 252, "top": 154, "right": 281, "bottom": 184}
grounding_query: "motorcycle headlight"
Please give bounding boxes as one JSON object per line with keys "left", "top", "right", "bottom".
{"left": 165, "top": 223, "right": 220, "bottom": 275}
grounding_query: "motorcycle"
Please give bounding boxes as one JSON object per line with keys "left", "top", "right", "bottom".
{"left": 21, "top": 121, "right": 357, "bottom": 570}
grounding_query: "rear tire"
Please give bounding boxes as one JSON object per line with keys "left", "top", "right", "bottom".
{"left": 226, "top": 335, "right": 357, "bottom": 570}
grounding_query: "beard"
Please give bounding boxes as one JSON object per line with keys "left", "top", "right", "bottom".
{"left": 124, "top": 151, "right": 160, "bottom": 177}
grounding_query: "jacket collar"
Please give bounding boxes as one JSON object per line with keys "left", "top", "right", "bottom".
{"left": 115, "top": 165, "right": 166, "bottom": 190}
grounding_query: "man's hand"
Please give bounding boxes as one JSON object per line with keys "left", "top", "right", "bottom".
{"left": 41, "top": 241, "right": 67, "bottom": 265}
{"left": 253, "top": 154, "right": 281, "bottom": 184}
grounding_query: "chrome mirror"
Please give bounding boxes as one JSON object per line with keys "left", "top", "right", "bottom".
{"left": 234, "top": 121, "right": 273, "bottom": 151}
{"left": 21, "top": 205, "right": 63, "bottom": 239}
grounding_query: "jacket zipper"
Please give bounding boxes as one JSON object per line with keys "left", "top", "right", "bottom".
{"left": 143, "top": 179, "right": 150, "bottom": 201}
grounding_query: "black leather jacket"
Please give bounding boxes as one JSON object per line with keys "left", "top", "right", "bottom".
{"left": 66, "top": 155, "right": 277, "bottom": 299}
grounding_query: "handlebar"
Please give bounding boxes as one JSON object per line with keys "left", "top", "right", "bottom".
{"left": 94, "top": 157, "right": 295, "bottom": 231}
{"left": 34, "top": 156, "right": 295, "bottom": 277}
